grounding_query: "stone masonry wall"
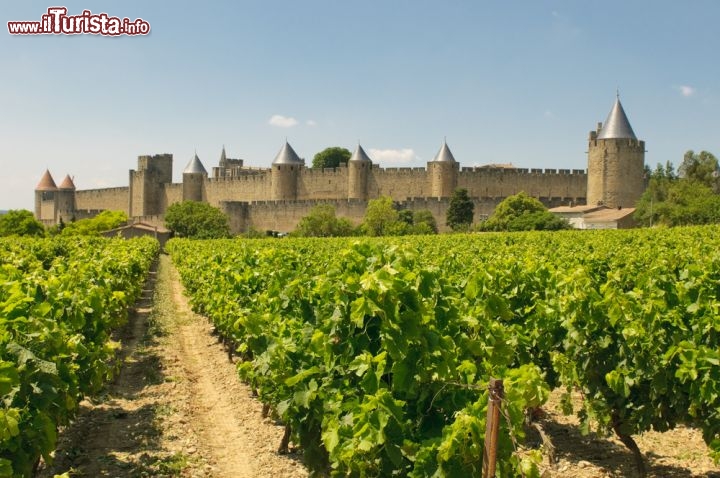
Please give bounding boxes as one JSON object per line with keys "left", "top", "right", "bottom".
{"left": 75, "top": 187, "right": 129, "bottom": 214}
{"left": 369, "top": 167, "right": 429, "bottom": 200}
{"left": 221, "top": 194, "right": 582, "bottom": 235}
{"left": 457, "top": 168, "right": 587, "bottom": 200}
{"left": 205, "top": 174, "right": 273, "bottom": 205}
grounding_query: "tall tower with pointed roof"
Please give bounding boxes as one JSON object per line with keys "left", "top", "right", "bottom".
{"left": 182, "top": 153, "right": 208, "bottom": 202}
{"left": 56, "top": 174, "right": 77, "bottom": 222}
{"left": 271, "top": 141, "right": 303, "bottom": 200}
{"left": 587, "top": 97, "right": 645, "bottom": 208}
{"left": 348, "top": 144, "right": 372, "bottom": 200}
{"left": 428, "top": 140, "right": 459, "bottom": 198}
{"left": 34, "top": 169, "right": 58, "bottom": 222}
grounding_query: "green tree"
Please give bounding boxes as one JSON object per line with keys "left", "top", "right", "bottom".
{"left": 634, "top": 162, "right": 677, "bottom": 226}
{"left": 410, "top": 209, "right": 438, "bottom": 234}
{"left": 678, "top": 150, "right": 719, "bottom": 190}
{"left": 312, "top": 147, "right": 351, "bottom": 169}
{"left": 165, "top": 201, "right": 230, "bottom": 239}
{"left": 664, "top": 181, "right": 720, "bottom": 225}
{"left": 635, "top": 155, "right": 720, "bottom": 227}
{"left": 293, "top": 204, "right": 355, "bottom": 237}
{"left": 61, "top": 210, "right": 128, "bottom": 236}
{"left": 0, "top": 209, "right": 45, "bottom": 237}
{"left": 446, "top": 188, "right": 474, "bottom": 231}
{"left": 361, "top": 196, "right": 407, "bottom": 236}
{"left": 480, "top": 192, "right": 569, "bottom": 231}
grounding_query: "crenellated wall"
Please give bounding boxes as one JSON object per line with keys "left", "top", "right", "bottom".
{"left": 369, "top": 167, "right": 429, "bottom": 200}
{"left": 457, "top": 167, "right": 586, "bottom": 200}
{"left": 41, "top": 161, "right": 590, "bottom": 232}
{"left": 297, "top": 166, "right": 349, "bottom": 199}
{"left": 217, "top": 194, "right": 583, "bottom": 235}
{"left": 75, "top": 187, "right": 129, "bottom": 214}
{"left": 205, "top": 173, "right": 273, "bottom": 204}
{"left": 35, "top": 140, "right": 626, "bottom": 235}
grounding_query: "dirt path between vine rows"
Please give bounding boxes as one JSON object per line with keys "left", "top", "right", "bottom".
{"left": 38, "top": 255, "right": 308, "bottom": 478}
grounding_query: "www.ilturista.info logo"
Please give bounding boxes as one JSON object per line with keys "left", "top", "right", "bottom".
{"left": 8, "top": 7, "right": 150, "bottom": 36}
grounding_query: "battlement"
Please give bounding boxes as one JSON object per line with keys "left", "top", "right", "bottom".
{"left": 302, "top": 167, "right": 347, "bottom": 175}
{"left": 208, "top": 172, "right": 269, "bottom": 184}
{"left": 588, "top": 138, "right": 645, "bottom": 149}
{"left": 76, "top": 186, "right": 129, "bottom": 194}
{"left": 381, "top": 167, "right": 426, "bottom": 173}
{"left": 459, "top": 167, "right": 587, "bottom": 176}
{"left": 137, "top": 153, "right": 173, "bottom": 172}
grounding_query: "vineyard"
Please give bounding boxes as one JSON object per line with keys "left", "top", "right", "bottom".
{"left": 168, "top": 228, "right": 720, "bottom": 477}
{"left": 0, "top": 236, "right": 159, "bottom": 477}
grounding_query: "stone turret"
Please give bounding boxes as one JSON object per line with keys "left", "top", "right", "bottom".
{"left": 271, "top": 141, "right": 303, "bottom": 200}
{"left": 34, "top": 170, "right": 58, "bottom": 222}
{"left": 56, "top": 174, "right": 77, "bottom": 222}
{"left": 182, "top": 153, "right": 208, "bottom": 202}
{"left": 347, "top": 144, "right": 372, "bottom": 200}
{"left": 428, "top": 140, "right": 459, "bottom": 198}
{"left": 587, "top": 97, "right": 645, "bottom": 208}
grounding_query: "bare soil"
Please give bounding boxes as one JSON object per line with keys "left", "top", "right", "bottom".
{"left": 533, "top": 389, "right": 719, "bottom": 477}
{"left": 37, "top": 255, "right": 719, "bottom": 477}
{"left": 38, "top": 255, "right": 307, "bottom": 477}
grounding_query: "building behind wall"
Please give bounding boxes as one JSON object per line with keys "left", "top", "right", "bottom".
{"left": 34, "top": 97, "right": 646, "bottom": 234}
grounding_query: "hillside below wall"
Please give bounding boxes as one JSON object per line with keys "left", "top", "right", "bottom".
{"left": 75, "top": 187, "right": 130, "bottom": 214}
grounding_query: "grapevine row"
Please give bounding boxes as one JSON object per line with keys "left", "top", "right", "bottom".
{"left": 0, "top": 236, "right": 159, "bottom": 477}
{"left": 168, "top": 227, "right": 720, "bottom": 477}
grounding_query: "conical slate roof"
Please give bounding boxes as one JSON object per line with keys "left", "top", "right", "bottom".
{"left": 597, "top": 97, "right": 637, "bottom": 140}
{"left": 58, "top": 174, "right": 76, "bottom": 190}
{"left": 183, "top": 153, "right": 208, "bottom": 174}
{"left": 431, "top": 140, "right": 457, "bottom": 163}
{"left": 35, "top": 169, "right": 57, "bottom": 191}
{"left": 219, "top": 146, "right": 227, "bottom": 165}
{"left": 272, "top": 141, "right": 303, "bottom": 165}
{"left": 349, "top": 144, "right": 372, "bottom": 162}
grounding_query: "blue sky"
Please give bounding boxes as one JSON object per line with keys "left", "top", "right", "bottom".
{"left": 1, "top": 1, "right": 719, "bottom": 210}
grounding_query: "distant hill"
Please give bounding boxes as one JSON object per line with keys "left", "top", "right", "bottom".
{"left": 0, "top": 210, "right": 7, "bottom": 216}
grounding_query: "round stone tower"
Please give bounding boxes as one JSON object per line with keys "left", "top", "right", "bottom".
{"left": 347, "top": 144, "right": 372, "bottom": 200}
{"left": 271, "top": 141, "right": 303, "bottom": 200}
{"left": 56, "top": 174, "right": 77, "bottom": 222}
{"left": 34, "top": 169, "right": 57, "bottom": 222}
{"left": 428, "top": 140, "right": 459, "bottom": 198}
{"left": 587, "top": 97, "right": 645, "bottom": 208}
{"left": 182, "top": 153, "right": 208, "bottom": 202}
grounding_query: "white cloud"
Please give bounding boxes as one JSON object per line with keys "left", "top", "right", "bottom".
{"left": 677, "top": 85, "right": 695, "bottom": 97}
{"left": 268, "top": 114, "right": 298, "bottom": 128}
{"left": 306, "top": 119, "right": 317, "bottom": 127}
{"left": 368, "top": 148, "right": 417, "bottom": 164}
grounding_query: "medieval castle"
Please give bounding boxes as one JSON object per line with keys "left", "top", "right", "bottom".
{"left": 34, "top": 97, "right": 645, "bottom": 234}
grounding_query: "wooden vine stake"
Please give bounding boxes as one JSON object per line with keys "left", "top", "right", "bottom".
{"left": 482, "top": 378, "right": 504, "bottom": 478}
